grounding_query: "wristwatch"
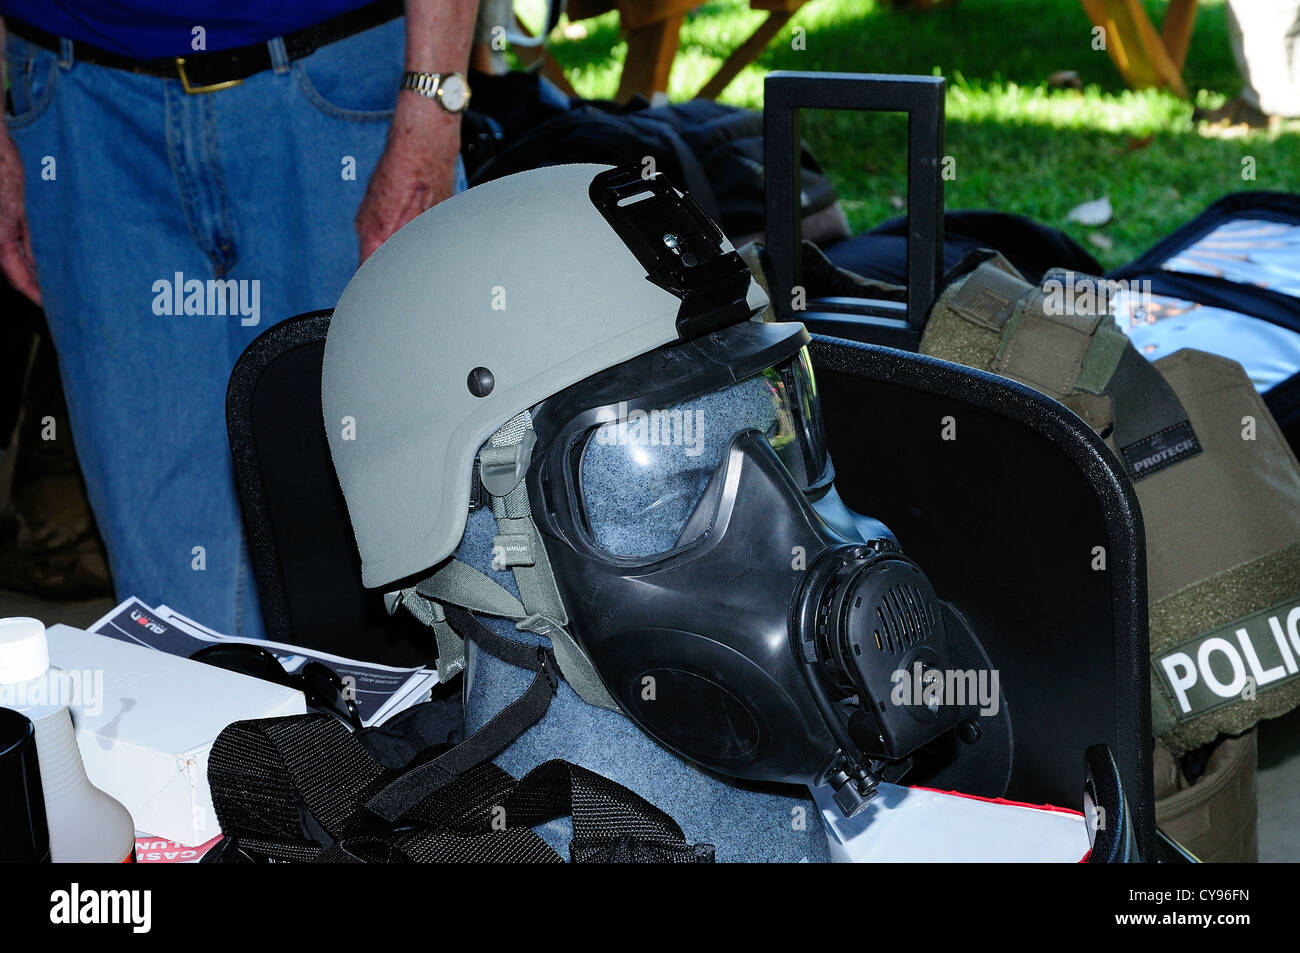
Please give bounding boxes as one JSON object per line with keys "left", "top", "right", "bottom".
{"left": 399, "top": 71, "right": 472, "bottom": 113}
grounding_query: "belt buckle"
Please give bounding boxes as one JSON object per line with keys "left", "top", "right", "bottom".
{"left": 175, "top": 57, "right": 243, "bottom": 94}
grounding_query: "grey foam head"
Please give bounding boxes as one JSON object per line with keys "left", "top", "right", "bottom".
{"left": 322, "top": 163, "right": 768, "bottom": 589}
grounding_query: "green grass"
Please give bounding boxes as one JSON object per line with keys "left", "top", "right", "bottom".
{"left": 516, "top": 0, "right": 1299, "bottom": 268}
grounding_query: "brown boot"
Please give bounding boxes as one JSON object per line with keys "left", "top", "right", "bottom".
{"left": 0, "top": 332, "right": 113, "bottom": 600}
{"left": 0, "top": 473, "right": 112, "bottom": 599}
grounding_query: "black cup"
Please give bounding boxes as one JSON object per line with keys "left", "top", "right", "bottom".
{"left": 0, "top": 707, "right": 49, "bottom": 863}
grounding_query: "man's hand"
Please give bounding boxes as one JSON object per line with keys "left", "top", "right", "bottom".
{"left": 356, "top": 0, "right": 476, "bottom": 262}
{"left": 355, "top": 95, "right": 461, "bottom": 262}
{"left": 0, "top": 126, "right": 41, "bottom": 304}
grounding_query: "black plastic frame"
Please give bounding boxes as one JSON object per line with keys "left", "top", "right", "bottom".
{"left": 809, "top": 334, "right": 1155, "bottom": 858}
{"left": 225, "top": 309, "right": 335, "bottom": 643}
{"left": 764, "top": 71, "right": 945, "bottom": 350}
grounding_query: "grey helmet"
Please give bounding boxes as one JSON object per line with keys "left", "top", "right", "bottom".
{"left": 322, "top": 163, "right": 768, "bottom": 589}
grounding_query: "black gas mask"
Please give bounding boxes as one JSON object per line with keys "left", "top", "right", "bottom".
{"left": 527, "top": 319, "right": 995, "bottom": 816}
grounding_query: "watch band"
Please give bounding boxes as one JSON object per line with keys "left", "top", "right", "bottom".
{"left": 400, "top": 71, "right": 444, "bottom": 98}
{"left": 399, "top": 70, "right": 470, "bottom": 112}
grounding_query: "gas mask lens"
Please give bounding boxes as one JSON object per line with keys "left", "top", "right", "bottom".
{"left": 577, "top": 348, "right": 828, "bottom": 559}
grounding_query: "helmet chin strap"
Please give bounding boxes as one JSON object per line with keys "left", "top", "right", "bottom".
{"left": 392, "top": 413, "right": 620, "bottom": 712}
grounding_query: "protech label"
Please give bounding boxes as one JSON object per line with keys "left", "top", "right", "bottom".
{"left": 1120, "top": 420, "right": 1202, "bottom": 481}
{"left": 1155, "top": 598, "right": 1300, "bottom": 720}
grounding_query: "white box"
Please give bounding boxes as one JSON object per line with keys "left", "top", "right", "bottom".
{"left": 45, "top": 624, "right": 306, "bottom": 847}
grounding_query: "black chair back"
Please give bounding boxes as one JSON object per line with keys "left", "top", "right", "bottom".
{"left": 226, "top": 311, "right": 431, "bottom": 665}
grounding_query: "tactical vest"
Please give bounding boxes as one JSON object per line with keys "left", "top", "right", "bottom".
{"left": 920, "top": 257, "right": 1300, "bottom": 862}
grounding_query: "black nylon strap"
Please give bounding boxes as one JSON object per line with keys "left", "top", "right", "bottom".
{"left": 356, "top": 761, "right": 710, "bottom": 863}
{"left": 364, "top": 659, "right": 556, "bottom": 821}
{"left": 207, "top": 713, "right": 388, "bottom": 841}
{"left": 205, "top": 608, "right": 714, "bottom": 862}
{"left": 364, "top": 606, "right": 558, "bottom": 822}
{"left": 209, "top": 745, "right": 715, "bottom": 863}
{"left": 440, "top": 603, "right": 553, "bottom": 671}
{"left": 515, "top": 761, "right": 714, "bottom": 863}
{"left": 391, "top": 827, "right": 564, "bottom": 863}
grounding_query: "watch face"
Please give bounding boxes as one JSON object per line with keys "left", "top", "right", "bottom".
{"left": 439, "top": 74, "right": 469, "bottom": 112}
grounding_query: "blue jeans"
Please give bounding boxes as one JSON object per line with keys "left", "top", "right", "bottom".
{"left": 5, "top": 18, "right": 456, "bottom": 637}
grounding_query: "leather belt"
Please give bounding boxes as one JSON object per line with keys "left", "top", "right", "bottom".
{"left": 5, "top": 0, "right": 404, "bottom": 94}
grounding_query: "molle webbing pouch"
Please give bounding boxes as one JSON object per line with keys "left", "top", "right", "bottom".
{"left": 922, "top": 259, "right": 1300, "bottom": 755}
{"left": 1154, "top": 730, "right": 1257, "bottom": 863}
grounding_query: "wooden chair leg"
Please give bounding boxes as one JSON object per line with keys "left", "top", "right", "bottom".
{"left": 616, "top": 13, "right": 685, "bottom": 102}
{"left": 697, "top": 11, "right": 794, "bottom": 99}
{"left": 1160, "top": 0, "right": 1198, "bottom": 73}
{"left": 1080, "top": 0, "right": 1190, "bottom": 98}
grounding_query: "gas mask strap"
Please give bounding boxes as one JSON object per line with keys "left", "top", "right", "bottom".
{"left": 490, "top": 487, "right": 568, "bottom": 624}
{"left": 480, "top": 413, "right": 621, "bottom": 712}
{"left": 399, "top": 557, "right": 532, "bottom": 680}
{"left": 480, "top": 411, "right": 568, "bottom": 623}
{"left": 397, "top": 589, "right": 466, "bottom": 681}
{"left": 398, "top": 557, "right": 619, "bottom": 712}
{"left": 517, "top": 614, "right": 620, "bottom": 713}
{"left": 487, "top": 492, "right": 619, "bottom": 711}
{"left": 366, "top": 605, "right": 561, "bottom": 824}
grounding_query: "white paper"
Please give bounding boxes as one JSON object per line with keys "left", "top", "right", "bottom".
{"left": 812, "top": 781, "right": 1091, "bottom": 863}
{"left": 90, "top": 596, "right": 438, "bottom": 727}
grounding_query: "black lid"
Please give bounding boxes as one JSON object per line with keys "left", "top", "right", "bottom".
{"left": 0, "top": 707, "right": 49, "bottom": 863}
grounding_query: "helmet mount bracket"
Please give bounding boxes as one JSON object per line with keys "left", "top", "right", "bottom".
{"left": 588, "top": 165, "right": 756, "bottom": 341}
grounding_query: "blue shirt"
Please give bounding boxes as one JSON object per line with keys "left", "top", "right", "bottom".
{"left": 0, "top": 0, "right": 380, "bottom": 60}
